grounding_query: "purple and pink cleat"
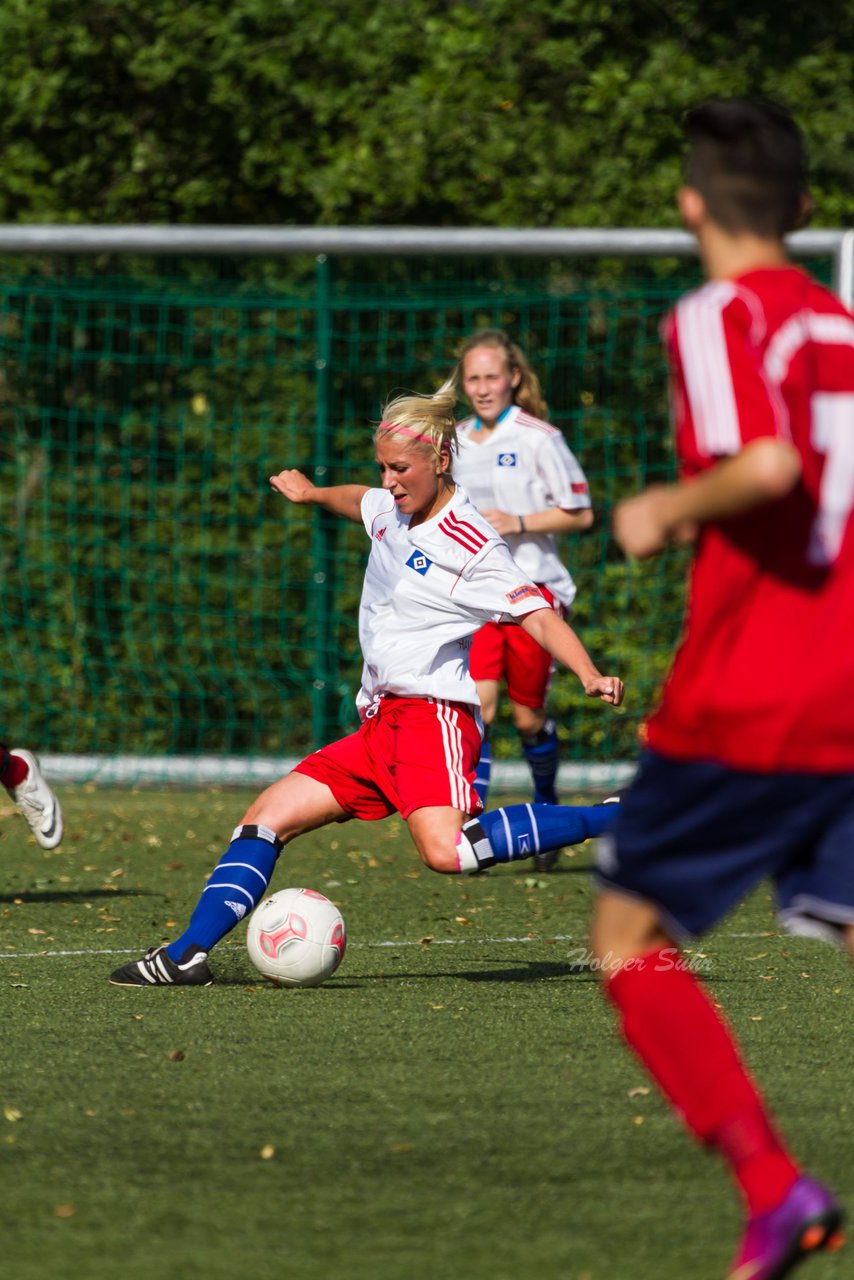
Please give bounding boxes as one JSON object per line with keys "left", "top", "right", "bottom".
{"left": 729, "top": 1174, "right": 845, "bottom": 1280}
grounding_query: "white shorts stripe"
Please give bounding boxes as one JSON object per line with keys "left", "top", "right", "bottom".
{"left": 435, "top": 701, "right": 467, "bottom": 811}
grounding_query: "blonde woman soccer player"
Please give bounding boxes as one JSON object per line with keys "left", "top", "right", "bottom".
{"left": 453, "top": 330, "right": 593, "bottom": 864}
{"left": 110, "top": 381, "right": 622, "bottom": 987}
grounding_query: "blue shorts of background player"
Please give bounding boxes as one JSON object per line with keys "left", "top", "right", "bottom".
{"left": 595, "top": 749, "right": 854, "bottom": 944}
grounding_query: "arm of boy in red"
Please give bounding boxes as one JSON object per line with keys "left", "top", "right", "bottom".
{"left": 614, "top": 438, "right": 802, "bottom": 560}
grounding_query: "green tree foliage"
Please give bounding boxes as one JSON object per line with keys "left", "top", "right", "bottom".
{"left": 0, "top": 0, "right": 849, "bottom": 227}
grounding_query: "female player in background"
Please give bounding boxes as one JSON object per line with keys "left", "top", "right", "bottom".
{"left": 452, "top": 331, "right": 593, "bottom": 867}
{"left": 110, "top": 379, "right": 622, "bottom": 986}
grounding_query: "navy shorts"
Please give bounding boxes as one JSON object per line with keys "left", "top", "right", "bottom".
{"left": 595, "top": 750, "right": 854, "bottom": 939}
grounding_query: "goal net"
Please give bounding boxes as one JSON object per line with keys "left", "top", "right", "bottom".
{"left": 0, "top": 241, "right": 836, "bottom": 788}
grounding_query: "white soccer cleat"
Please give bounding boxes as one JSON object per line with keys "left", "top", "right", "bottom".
{"left": 7, "top": 749, "right": 64, "bottom": 849}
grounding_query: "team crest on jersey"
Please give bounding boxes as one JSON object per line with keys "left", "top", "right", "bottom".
{"left": 505, "top": 584, "right": 544, "bottom": 604}
{"left": 497, "top": 452, "right": 518, "bottom": 467}
{"left": 406, "top": 549, "right": 432, "bottom": 575}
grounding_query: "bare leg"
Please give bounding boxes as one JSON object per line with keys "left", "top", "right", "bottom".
{"left": 242, "top": 771, "right": 348, "bottom": 842}
{"left": 406, "top": 805, "right": 467, "bottom": 873}
{"left": 476, "top": 678, "right": 500, "bottom": 728}
{"left": 844, "top": 922, "right": 854, "bottom": 967}
{"left": 590, "top": 887, "right": 672, "bottom": 972}
{"left": 509, "top": 701, "right": 547, "bottom": 738}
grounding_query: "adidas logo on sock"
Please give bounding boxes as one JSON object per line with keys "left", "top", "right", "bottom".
{"left": 225, "top": 900, "right": 247, "bottom": 920}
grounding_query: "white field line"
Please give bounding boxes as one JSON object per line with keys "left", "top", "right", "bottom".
{"left": 0, "top": 931, "right": 779, "bottom": 962}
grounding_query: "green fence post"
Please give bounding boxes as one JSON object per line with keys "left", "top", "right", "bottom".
{"left": 310, "top": 252, "right": 335, "bottom": 749}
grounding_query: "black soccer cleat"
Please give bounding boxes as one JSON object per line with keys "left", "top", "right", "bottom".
{"left": 109, "top": 944, "right": 213, "bottom": 987}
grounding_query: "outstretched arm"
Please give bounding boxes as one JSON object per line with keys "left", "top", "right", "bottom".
{"left": 270, "top": 470, "right": 369, "bottom": 524}
{"left": 520, "top": 607, "right": 623, "bottom": 706}
{"left": 480, "top": 507, "right": 594, "bottom": 537}
{"left": 614, "top": 438, "right": 802, "bottom": 560}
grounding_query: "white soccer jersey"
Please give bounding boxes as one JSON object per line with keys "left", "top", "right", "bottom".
{"left": 454, "top": 405, "right": 591, "bottom": 607}
{"left": 357, "top": 484, "right": 551, "bottom": 712}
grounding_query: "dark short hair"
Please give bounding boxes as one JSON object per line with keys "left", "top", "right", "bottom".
{"left": 684, "top": 99, "right": 809, "bottom": 237}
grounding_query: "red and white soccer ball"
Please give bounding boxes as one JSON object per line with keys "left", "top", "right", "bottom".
{"left": 246, "top": 887, "right": 346, "bottom": 988}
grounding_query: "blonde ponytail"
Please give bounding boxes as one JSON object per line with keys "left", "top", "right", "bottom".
{"left": 375, "top": 379, "right": 459, "bottom": 465}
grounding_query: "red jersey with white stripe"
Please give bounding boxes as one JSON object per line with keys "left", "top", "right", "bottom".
{"left": 646, "top": 266, "right": 854, "bottom": 771}
{"left": 455, "top": 405, "right": 591, "bottom": 607}
{"left": 357, "top": 484, "right": 550, "bottom": 713}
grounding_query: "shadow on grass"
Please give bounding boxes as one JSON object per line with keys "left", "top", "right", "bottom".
{"left": 454, "top": 960, "right": 594, "bottom": 980}
{"left": 0, "top": 887, "right": 156, "bottom": 903}
{"left": 498, "top": 862, "right": 593, "bottom": 878}
{"left": 381, "top": 960, "right": 596, "bottom": 982}
{"left": 212, "top": 960, "right": 596, "bottom": 988}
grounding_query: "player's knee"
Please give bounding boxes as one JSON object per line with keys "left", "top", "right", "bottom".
{"left": 417, "top": 840, "right": 460, "bottom": 874}
{"left": 414, "top": 844, "right": 458, "bottom": 875}
{"left": 239, "top": 801, "right": 299, "bottom": 845}
{"left": 242, "top": 799, "right": 277, "bottom": 828}
{"left": 512, "top": 704, "right": 546, "bottom": 737}
{"left": 591, "top": 890, "right": 670, "bottom": 968}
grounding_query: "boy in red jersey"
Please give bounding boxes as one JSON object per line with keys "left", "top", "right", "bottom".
{"left": 593, "top": 100, "right": 852, "bottom": 1279}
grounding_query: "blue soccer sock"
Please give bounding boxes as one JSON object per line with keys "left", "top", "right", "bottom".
{"left": 473, "top": 735, "right": 492, "bottom": 808}
{"left": 520, "top": 718, "right": 559, "bottom": 805}
{"left": 456, "top": 801, "right": 617, "bottom": 872}
{"left": 167, "top": 824, "right": 283, "bottom": 960}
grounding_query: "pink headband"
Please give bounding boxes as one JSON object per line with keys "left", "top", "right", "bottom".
{"left": 378, "top": 422, "right": 452, "bottom": 452}
{"left": 378, "top": 421, "right": 431, "bottom": 442}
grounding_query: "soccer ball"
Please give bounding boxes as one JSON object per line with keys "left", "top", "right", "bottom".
{"left": 246, "top": 887, "right": 346, "bottom": 988}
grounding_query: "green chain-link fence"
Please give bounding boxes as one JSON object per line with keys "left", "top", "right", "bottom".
{"left": 0, "top": 248, "right": 833, "bottom": 784}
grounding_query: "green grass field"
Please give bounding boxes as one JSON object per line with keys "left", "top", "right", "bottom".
{"left": 1, "top": 786, "right": 850, "bottom": 1280}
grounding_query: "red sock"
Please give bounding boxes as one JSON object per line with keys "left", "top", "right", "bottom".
{"left": 1, "top": 748, "right": 28, "bottom": 790}
{"left": 606, "top": 947, "right": 799, "bottom": 1215}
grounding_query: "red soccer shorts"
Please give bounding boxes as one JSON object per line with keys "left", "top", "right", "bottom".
{"left": 293, "top": 695, "right": 483, "bottom": 821}
{"left": 469, "top": 585, "right": 564, "bottom": 709}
